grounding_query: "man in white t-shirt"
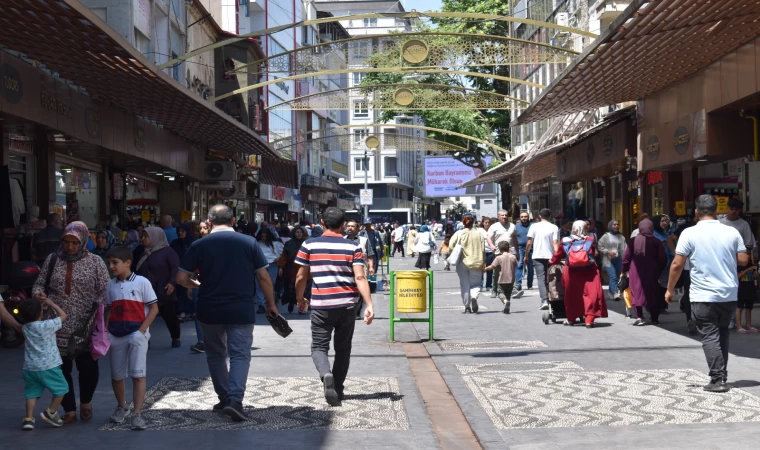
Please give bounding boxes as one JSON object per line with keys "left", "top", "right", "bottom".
{"left": 487, "top": 210, "right": 519, "bottom": 298}
{"left": 391, "top": 222, "right": 406, "bottom": 257}
{"left": 667, "top": 195, "right": 749, "bottom": 393}
{"left": 524, "top": 208, "right": 559, "bottom": 310}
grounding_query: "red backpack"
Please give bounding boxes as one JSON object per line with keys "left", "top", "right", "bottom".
{"left": 563, "top": 238, "right": 595, "bottom": 269}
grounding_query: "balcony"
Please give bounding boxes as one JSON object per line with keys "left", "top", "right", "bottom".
{"left": 300, "top": 174, "right": 341, "bottom": 192}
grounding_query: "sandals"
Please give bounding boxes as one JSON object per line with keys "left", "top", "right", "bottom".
{"left": 737, "top": 328, "right": 749, "bottom": 334}
{"left": 748, "top": 327, "right": 759, "bottom": 333}
{"left": 63, "top": 412, "right": 77, "bottom": 425}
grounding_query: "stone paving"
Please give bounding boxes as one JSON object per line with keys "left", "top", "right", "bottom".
{"left": 2, "top": 253, "right": 760, "bottom": 449}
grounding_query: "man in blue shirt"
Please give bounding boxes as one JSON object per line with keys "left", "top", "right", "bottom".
{"left": 513, "top": 211, "right": 534, "bottom": 298}
{"left": 161, "top": 215, "right": 178, "bottom": 244}
{"left": 177, "top": 205, "right": 277, "bottom": 421}
{"left": 667, "top": 195, "right": 748, "bottom": 393}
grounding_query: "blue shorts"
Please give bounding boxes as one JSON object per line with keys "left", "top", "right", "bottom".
{"left": 23, "top": 367, "right": 69, "bottom": 399}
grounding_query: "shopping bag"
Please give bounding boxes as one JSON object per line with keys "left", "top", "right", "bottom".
{"left": 89, "top": 304, "right": 110, "bottom": 360}
{"left": 433, "top": 253, "right": 440, "bottom": 265}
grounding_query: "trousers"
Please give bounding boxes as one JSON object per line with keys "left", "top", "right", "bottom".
{"left": 200, "top": 323, "right": 254, "bottom": 403}
{"left": 60, "top": 351, "right": 99, "bottom": 413}
{"left": 311, "top": 307, "right": 357, "bottom": 396}
{"left": 692, "top": 301, "right": 736, "bottom": 383}
{"left": 456, "top": 262, "right": 483, "bottom": 308}
{"left": 533, "top": 258, "right": 550, "bottom": 303}
{"left": 158, "top": 302, "right": 181, "bottom": 340}
{"left": 516, "top": 246, "right": 534, "bottom": 289}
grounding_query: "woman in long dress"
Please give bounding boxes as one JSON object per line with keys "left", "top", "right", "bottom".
{"left": 406, "top": 225, "right": 418, "bottom": 257}
{"left": 551, "top": 220, "right": 607, "bottom": 328}
{"left": 621, "top": 219, "right": 667, "bottom": 326}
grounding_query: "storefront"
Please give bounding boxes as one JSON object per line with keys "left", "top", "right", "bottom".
{"left": 125, "top": 175, "right": 160, "bottom": 228}
{"left": 259, "top": 184, "right": 289, "bottom": 223}
{"left": 54, "top": 157, "right": 103, "bottom": 229}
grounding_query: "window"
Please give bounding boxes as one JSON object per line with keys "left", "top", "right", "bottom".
{"left": 384, "top": 157, "right": 398, "bottom": 177}
{"left": 135, "top": 30, "right": 151, "bottom": 60}
{"left": 364, "top": 18, "right": 378, "bottom": 27}
{"left": 352, "top": 72, "right": 365, "bottom": 86}
{"left": 354, "top": 158, "right": 368, "bottom": 171}
{"left": 353, "top": 100, "right": 369, "bottom": 119}
{"left": 353, "top": 128, "right": 368, "bottom": 143}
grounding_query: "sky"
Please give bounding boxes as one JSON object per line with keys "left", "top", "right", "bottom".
{"left": 403, "top": 0, "right": 443, "bottom": 12}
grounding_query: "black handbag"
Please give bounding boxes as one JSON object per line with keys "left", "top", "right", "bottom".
{"left": 66, "top": 303, "right": 98, "bottom": 359}
{"left": 618, "top": 275, "right": 629, "bottom": 292}
{"left": 266, "top": 313, "right": 292, "bottom": 338}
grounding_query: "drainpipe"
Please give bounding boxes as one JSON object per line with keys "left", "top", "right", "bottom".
{"left": 740, "top": 110, "right": 760, "bottom": 161}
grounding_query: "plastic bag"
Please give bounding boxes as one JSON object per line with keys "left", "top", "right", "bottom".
{"left": 89, "top": 304, "right": 110, "bottom": 360}
{"left": 433, "top": 253, "right": 440, "bottom": 265}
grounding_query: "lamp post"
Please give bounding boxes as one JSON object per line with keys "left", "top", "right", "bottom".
{"left": 364, "top": 136, "right": 380, "bottom": 223}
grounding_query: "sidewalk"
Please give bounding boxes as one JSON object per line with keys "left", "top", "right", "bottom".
{"left": 1, "top": 254, "right": 760, "bottom": 449}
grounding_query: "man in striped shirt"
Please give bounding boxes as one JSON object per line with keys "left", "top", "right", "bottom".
{"left": 295, "top": 207, "right": 374, "bottom": 407}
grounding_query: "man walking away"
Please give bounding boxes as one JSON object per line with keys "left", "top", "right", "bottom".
{"left": 524, "top": 208, "right": 559, "bottom": 310}
{"left": 513, "top": 211, "right": 534, "bottom": 298}
{"left": 295, "top": 208, "right": 374, "bottom": 407}
{"left": 391, "top": 222, "right": 405, "bottom": 257}
{"left": 719, "top": 199, "right": 756, "bottom": 330}
{"left": 176, "top": 205, "right": 278, "bottom": 421}
{"left": 487, "top": 210, "right": 519, "bottom": 298}
{"left": 666, "top": 195, "right": 748, "bottom": 393}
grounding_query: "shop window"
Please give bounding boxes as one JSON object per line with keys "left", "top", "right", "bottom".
{"left": 56, "top": 164, "right": 100, "bottom": 229}
{"left": 652, "top": 184, "right": 664, "bottom": 216}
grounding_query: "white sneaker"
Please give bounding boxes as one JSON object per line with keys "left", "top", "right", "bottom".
{"left": 490, "top": 291, "right": 497, "bottom": 298}
{"left": 539, "top": 302, "right": 549, "bottom": 310}
{"left": 633, "top": 319, "right": 646, "bottom": 326}
{"left": 110, "top": 405, "right": 131, "bottom": 424}
{"left": 728, "top": 321, "right": 736, "bottom": 330}
{"left": 512, "top": 290, "right": 524, "bottom": 299}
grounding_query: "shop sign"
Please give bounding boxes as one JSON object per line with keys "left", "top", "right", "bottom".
{"left": 134, "top": 126, "right": 145, "bottom": 152}
{"left": 674, "top": 201, "right": 686, "bottom": 216}
{"left": 141, "top": 210, "right": 151, "bottom": 223}
{"left": 674, "top": 126, "right": 690, "bottom": 155}
{"left": 646, "top": 135, "right": 660, "bottom": 162}
{"left": 247, "top": 154, "right": 262, "bottom": 168}
{"left": 9, "top": 137, "right": 33, "bottom": 154}
{"left": 646, "top": 171, "right": 663, "bottom": 186}
{"left": 586, "top": 142, "right": 595, "bottom": 164}
{"left": 112, "top": 173, "right": 123, "bottom": 201}
{"left": 40, "top": 92, "right": 71, "bottom": 117}
{"left": 272, "top": 186, "right": 286, "bottom": 202}
{"left": 290, "top": 194, "right": 302, "bottom": 212}
{"left": 181, "top": 210, "right": 191, "bottom": 222}
{"left": 602, "top": 134, "right": 613, "bottom": 157}
{"left": 359, "top": 189, "right": 373, "bottom": 206}
{"left": 716, "top": 196, "right": 730, "bottom": 214}
{"left": 1, "top": 64, "right": 23, "bottom": 104}
{"left": 85, "top": 107, "right": 101, "bottom": 139}
{"left": 628, "top": 178, "right": 640, "bottom": 192}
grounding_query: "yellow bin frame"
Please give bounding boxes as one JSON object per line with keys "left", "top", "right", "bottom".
{"left": 389, "top": 270, "right": 434, "bottom": 342}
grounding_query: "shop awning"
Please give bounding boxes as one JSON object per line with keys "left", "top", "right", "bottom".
{"left": 514, "top": 0, "right": 760, "bottom": 125}
{"left": 261, "top": 156, "right": 298, "bottom": 189}
{"left": 458, "top": 155, "right": 525, "bottom": 188}
{"left": 0, "top": 0, "right": 278, "bottom": 158}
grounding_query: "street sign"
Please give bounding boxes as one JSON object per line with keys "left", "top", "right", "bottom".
{"left": 360, "top": 189, "right": 374, "bottom": 206}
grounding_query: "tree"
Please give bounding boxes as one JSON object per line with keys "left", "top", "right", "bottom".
{"left": 447, "top": 202, "right": 471, "bottom": 221}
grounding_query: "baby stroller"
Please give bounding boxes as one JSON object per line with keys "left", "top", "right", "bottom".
{"left": 542, "top": 261, "right": 566, "bottom": 324}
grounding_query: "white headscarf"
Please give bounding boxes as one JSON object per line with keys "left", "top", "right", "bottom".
{"left": 571, "top": 220, "right": 588, "bottom": 240}
{"left": 136, "top": 226, "right": 170, "bottom": 271}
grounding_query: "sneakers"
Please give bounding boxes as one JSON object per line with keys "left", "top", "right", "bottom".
{"left": 131, "top": 414, "right": 147, "bottom": 430}
{"left": 704, "top": 380, "right": 730, "bottom": 393}
{"left": 633, "top": 319, "right": 646, "bottom": 326}
{"left": 539, "top": 302, "right": 549, "bottom": 310}
{"left": 171, "top": 339, "right": 181, "bottom": 348}
{"left": 502, "top": 302, "right": 511, "bottom": 314}
{"left": 40, "top": 409, "right": 63, "bottom": 427}
{"left": 322, "top": 373, "right": 341, "bottom": 407}
{"left": 223, "top": 400, "right": 248, "bottom": 422}
{"left": 190, "top": 342, "right": 205, "bottom": 353}
{"left": 728, "top": 320, "right": 736, "bottom": 330}
{"left": 110, "top": 405, "right": 131, "bottom": 424}
{"left": 512, "top": 289, "right": 524, "bottom": 299}
{"left": 687, "top": 320, "right": 698, "bottom": 335}
{"left": 22, "top": 417, "right": 35, "bottom": 430}
{"left": 471, "top": 299, "right": 479, "bottom": 313}
{"left": 490, "top": 291, "right": 497, "bottom": 298}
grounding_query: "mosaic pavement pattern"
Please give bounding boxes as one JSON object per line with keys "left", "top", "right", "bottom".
{"left": 439, "top": 340, "right": 548, "bottom": 351}
{"left": 100, "top": 377, "right": 409, "bottom": 431}
{"left": 463, "top": 368, "right": 760, "bottom": 429}
{"left": 456, "top": 361, "right": 583, "bottom": 375}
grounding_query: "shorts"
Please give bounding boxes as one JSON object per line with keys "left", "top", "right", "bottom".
{"left": 109, "top": 330, "right": 150, "bottom": 380}
{"left": 737, "top": 282, "right": 758, "bottom": 310}
{"left": 23, "top": 367, "right": 69, "bottom": 399}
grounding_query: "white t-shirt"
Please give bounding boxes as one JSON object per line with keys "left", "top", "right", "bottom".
{"left": 392, "top": 227, "right": 405, "bottom": 242}
{"left": 527, "top": 221, "right": 559, "bottom": 260}
{"left": 487, "top": 221, "right": 516, "bottom": 255}
{"left": 478, "top": 228, "right": 493, "bottom": 253}
{"left": 675, "top": 220, "right": 746, "bottom": 303}
{"left": 719, "top": 217, "right": 756, "bottom": 249}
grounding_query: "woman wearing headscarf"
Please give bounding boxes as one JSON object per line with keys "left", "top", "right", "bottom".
{"left": 621, "top": 219, "right": 668, "bottom": 326}
{"left": 449, "top": 214, "right": 485, "bottom": 313}
{"left": 136, "top": 227, "right": 181, "bottom": 347}
{"left": 278, "top": 226, "right": 308, "bottom": 313}
{"left": 652, "top": 214, "right": 674, "bottom": 310}
{"left": 551, "top": 220, "right": 607, "bottom": 328}
{"left": 91, "top": 230, "right": 114, "bottom": 262}
{"left": 414, "top": 225, "right": 435, "bottom": 270}
{"left": 32, "top": 222, "right": 110, "bottom": 424}
{"left": 598, "top": 220, "right": 627, "bottom": 300}
{"left": 255, "top": 227, "right": 284, "bottom": 314}
{"left": 406, "top": 225, "right": 418, "bottom": 257}
{"left": 171, "top": 224, "right": 195, "bottom": 321}
{"left": 125, "top": 229, "right": 141, "bottom": 251}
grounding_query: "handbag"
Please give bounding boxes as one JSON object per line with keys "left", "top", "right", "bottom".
{"left": 447, "top": 231, "right": 465, "bottom": 266}
{"left": 266, "top": 313, "right": 292, "bottom": 338}
{"left": 89, "top": 304, "right": 110, "bottom": 360}
{"left": 618, "top": 275, "right": 629, "bottom": 291}
{"left": 66, "top": 303, "right": 99, "bottom": 359}
{"left": 44, "top": 253, "right": 58, "bottom": 295}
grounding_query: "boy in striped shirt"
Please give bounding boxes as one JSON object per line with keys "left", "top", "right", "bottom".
{"left": 295, "top": 207, "right": 374, "bottom": 407}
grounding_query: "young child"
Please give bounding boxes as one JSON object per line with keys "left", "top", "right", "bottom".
{"left": 483, "top": 241, "right": 518, "bottom": 314}
{"left": 19, "top": 297, "right": 68, "bottom": 430}
{"left": 736, "top": 263, "right": 758, "bottom": 333}
{"left": 105, "top": 246, "right": 159, "bottom": 430}
{"left": 440, "top": 239, "right": 451, "bottom": 271}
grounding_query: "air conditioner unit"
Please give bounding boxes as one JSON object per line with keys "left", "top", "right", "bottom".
{"left": 218, "top": 180, "right": 247, "bottom": 199}
{"left": 204, "top": 161, "right": 236, "bottom": 181}
{"left": 555, "top": 12, "right": 569, "bottom": 27}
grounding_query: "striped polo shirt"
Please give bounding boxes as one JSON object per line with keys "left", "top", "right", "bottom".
{"left": 106, "top": 272, "right": 157, "bottom": 337}
{"left": 295, "top": 232, "right": 365, "bottom": 309}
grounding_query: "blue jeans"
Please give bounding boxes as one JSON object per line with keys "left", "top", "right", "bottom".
{"left": 516, "top": 246, "right": 534, "bottom": 289}
{"left": 256, "top": 264, "right": 278, "bottom": 307}
{"left": 483, "top": 253, "right": 495, "bottom": 288}
{"left": 192, "top": 289, "right": 203, "bottom": 342}
{"left": 199, "top": 323, "right": 254, "bottom": 403}
{"left": 604, "top": 257, "right": 623, "bottom": 296}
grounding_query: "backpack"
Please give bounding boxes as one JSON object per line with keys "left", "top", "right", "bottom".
{"left": 563, "top": 238, "right": 595, "bottom": 269}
